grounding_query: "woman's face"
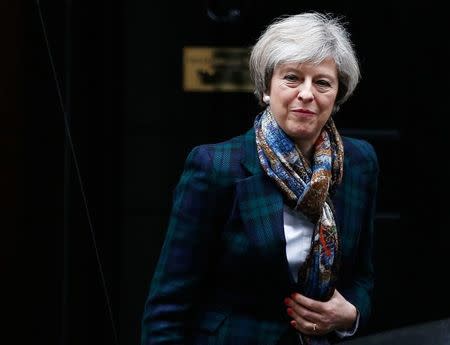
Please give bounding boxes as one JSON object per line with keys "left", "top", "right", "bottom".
{"left": 267, "top": 58, "right": 339, "bottom": 147}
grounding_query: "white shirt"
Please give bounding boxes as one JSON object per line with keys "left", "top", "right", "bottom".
{"left": 283, "top": 205, "right": 314, "bottom": 283}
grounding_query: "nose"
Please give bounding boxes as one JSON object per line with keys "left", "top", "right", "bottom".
{"left": 297, "top": 81, "right": 314, "bottom": 102}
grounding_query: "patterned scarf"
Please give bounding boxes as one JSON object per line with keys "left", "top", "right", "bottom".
{"left": 254, "top": 108, "right": 344, "bottom": 344}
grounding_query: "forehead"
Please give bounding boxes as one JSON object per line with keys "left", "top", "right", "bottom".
{"left": 275, "top": 58, "right": 338, "bottom": 78}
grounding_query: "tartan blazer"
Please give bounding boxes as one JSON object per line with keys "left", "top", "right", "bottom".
{"left": 141, "top": 128, "right": 378, "bottom": 345}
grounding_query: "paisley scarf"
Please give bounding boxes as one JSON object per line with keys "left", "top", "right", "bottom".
{"left": 254, "top": 108, "right": 344, "bottom": 344}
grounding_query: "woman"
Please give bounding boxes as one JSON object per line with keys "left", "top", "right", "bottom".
{"left": 141, "top": 12, "right": 378, "bottom": 345}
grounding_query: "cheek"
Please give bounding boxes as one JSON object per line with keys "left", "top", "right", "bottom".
{"left": 276, "top": 91, "right": 298, "bottom": 108}
{"left": 285, "top": 89, "right": 300, "bottom": 101}
{"left": 271, "top": 91, "right": 293, "bottom": 110}
{"left": 320, "top": 94, "right": 338, "bottom": 109}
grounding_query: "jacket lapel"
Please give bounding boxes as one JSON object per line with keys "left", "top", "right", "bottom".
{"left": 237, "top": 129, "right": 287, "bottom": 266}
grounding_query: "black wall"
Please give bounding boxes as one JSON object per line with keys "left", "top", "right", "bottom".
{"left": 5, "top": 1, "right": 449, "bottom": 345}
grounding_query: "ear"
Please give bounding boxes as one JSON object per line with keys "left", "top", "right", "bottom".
{"left": 262, "top": 94, "right": 270, "bottom": 104}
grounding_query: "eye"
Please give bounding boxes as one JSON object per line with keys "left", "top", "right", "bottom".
{"left": 316, "top": 79, "right": 332, "bottom": 87}
{"left": 283, "top": 74, "right": 298, "bottom": 82}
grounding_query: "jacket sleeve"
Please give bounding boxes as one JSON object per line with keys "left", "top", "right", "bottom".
{"left": 141, "top": 145, "right": 220, "bottom": 345}
{"left": 340, "top": 140, "right": 379, "bottom": 331}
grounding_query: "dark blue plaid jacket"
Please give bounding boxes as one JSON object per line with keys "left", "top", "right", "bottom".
{"left": 141, "top": 128, "right": 378, "bottom": 345}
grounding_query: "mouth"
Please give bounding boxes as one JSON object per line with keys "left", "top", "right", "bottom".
{"left": 291, "top": 108, "right": 316, "bottom": 119}
{"left": 291, "top": 108, "right": 316, "bottom": 115}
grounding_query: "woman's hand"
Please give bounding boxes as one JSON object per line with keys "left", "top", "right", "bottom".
{"left": 284, "top": 289, "right": 357, "bottom": 336}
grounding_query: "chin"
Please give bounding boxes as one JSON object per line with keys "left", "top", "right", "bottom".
{"left": 288, "top": 128, "right": 313, "bottom": 138}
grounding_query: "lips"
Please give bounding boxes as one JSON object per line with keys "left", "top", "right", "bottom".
{"left": 291, "top": 108, "right": 315, "bottom": 115}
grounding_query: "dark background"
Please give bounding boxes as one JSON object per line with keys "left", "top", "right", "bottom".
{"left": 2, "top": 1, "right": 449, "bottom": 344}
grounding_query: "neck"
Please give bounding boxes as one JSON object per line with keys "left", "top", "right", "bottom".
{"left": 296, "top": 140, "right": 314, "bottom": 163}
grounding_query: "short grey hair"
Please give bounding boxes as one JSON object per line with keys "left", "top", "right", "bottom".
{"left": 249, "top": 12, "right": 360, "bottom": 111}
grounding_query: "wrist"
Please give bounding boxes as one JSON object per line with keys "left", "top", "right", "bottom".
{"left": 339, "top": 303, "right": 358, "bottom": 331}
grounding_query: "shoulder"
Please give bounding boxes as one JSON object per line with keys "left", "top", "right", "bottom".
{"left": 342, "top": 136, "right": 378, "bottom": 174}
{"left": 188, "top": 130, "right": 250, "bottom": 161}
{"left": 184, "top": 129, "right": 254, "bottom": 183}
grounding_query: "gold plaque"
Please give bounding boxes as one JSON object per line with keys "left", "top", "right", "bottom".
{"left": 183, "top": 46, "right": 253, "bottom": 92}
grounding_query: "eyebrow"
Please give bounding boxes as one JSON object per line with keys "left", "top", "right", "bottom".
{"left": 279, "top": 68, "right": 337, "bottom": 82}
{"left": 315, "top": 73, "right": 338, "bottom": 81}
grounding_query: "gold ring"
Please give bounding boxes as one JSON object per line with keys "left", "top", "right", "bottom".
{"left": 313, "top": 323, "right": 317, "bottom": 331}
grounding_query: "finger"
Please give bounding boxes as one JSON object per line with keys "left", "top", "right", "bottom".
{"left": 288, "top": 300, "right": 322, "bottom": 322}
{"left": 291, "top": 293, "right": 323, "bottom": 312}
{"left": 288, "top": 312, "right": 321, "bottom": 335}
{"left": 285, "top": 296, "right": 322, "bottom": 322}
